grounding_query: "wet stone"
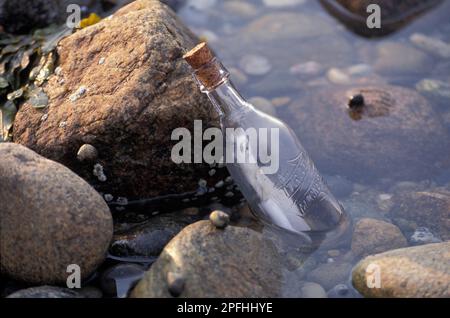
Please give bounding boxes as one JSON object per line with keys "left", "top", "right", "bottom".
{"left": 7, "top": 286, "right": 83, "bottom": 298}
{"left": 300, "top": 282, "right": 327, "bottom": 298}
{"left": 100, "top": 263, "right": 146, "bottom": 298}
{"left": 110, "top": 213, "right": 200, "bottom": 259}
{"left": 77, "top": 144, "right": 98, "bottom": 162}
{"left": 239, "top": 54, "right": 272, "bottom": 76}
{"left": 327, "top": 284, "right": 357, "bottom": 298}
{"left": 351, "top": 218, "right": 407, "bottom": 258}
{"left": 209, "top": 210, "right": 230, "bottom": 229}
{"left": 410, "top": 33, "right": 450, "bottom": 59}
{"left": 416, "top": 79, "right": 450, "bottom": 99}
{"left": 374, "top": 42, "right": 432, "bottom": 75}
{"left": 306, "top": 261, "right": 353, "bottom": 291}
{"left": 263, "top": 0, "right": 305, "bottom": 8}
{"left": 289, "top": 61, "right": 323, "bottom": 77}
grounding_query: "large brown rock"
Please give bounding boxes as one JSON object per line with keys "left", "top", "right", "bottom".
{"left": 281, "top": 85, "right": 450, "bottom": 182}
{"left": 13, "top": 0, "right": 221, "bottom": 200}
{"left": 352, "top": 242, "right": 450, "bottom": 297}
{"left": 130, "top": 220, "right": 283, "bottom": 297}
{"left": 0, "top": 142, "right": 113, "bottom": 284}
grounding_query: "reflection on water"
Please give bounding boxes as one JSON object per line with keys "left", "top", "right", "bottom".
{"left": 173, "top": 0, "right": 450, "bottom": 298}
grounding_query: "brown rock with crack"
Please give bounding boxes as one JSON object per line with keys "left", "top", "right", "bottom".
{"left": 352, "top": 242, "right": 450, "bottom": 297}
{"left": 13, "top": 0, "right": 221, "bottom": 200}
{"left": 0, "top": 142, "right": 113, "bottom": 284}
{"left": 130, "top": 221, "right": 283, "bottom": 297}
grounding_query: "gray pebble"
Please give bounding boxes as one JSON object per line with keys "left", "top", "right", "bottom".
{"left": 300, "top": 282, "right": 327, "bottom": 298}
{"left": 77, "top": 144, "right": 98, "bottom": 162}
{"left": 239, "top": 54, "right": 272, "bottom": 76}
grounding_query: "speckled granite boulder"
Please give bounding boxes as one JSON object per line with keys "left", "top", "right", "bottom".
{"left": 0, "top": 142, "right": 113, "bottom": 284}
{"left": 352, "top": 242, "right": 450, "bottom": 297}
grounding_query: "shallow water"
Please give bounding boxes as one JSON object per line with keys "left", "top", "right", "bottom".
{"left": 172, "top": 0, "right": 450, "bottom": 297}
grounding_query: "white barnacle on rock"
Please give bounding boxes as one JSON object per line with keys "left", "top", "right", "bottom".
{"left": 98, "top": 57, "right": 105, "bottom": 65}
{"left": 54, "top": 66, "right": 62, "bottom": 76}
{"left": 93, "top": 163, "right": 107, "bottom": 182}
{"left": 69, "top": 86, "right": 87, "bottom": 102}
{"left": 77, "top": 144, "right": 98, "bottom": 162}
{"left": 59, "top": 121, "right": 67, "bottom": 128}
{"left": 40, "top": 113, "right": 48, "bottom": 122}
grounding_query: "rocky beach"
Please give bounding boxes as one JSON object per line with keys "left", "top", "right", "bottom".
{"left": 1, "top": 0, "right": 449, "bottom": 299}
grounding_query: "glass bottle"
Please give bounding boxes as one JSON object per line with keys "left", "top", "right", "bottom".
{"left": 184, "top": 43, "right": 349, "bottom": 246}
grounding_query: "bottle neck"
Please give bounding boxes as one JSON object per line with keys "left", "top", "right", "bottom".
{"left": 206, "top": 80, "right": 250, "bottom": 117}
{"left": 192, "top": 59, "right": 250, "bottom": 117}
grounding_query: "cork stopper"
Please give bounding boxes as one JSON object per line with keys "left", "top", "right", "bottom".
{"left": 183, "top": 42, "right": 225, "bottom": 90}
{"left": 183, "top": 42, "right": 214, "bottom": 69}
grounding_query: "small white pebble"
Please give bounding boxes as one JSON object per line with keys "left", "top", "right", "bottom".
{"left": 224, "top": 191, "right": 234, "bottom": 197}
{"left": 215, "top": 180, "right": 224, "bottom": 188}
{"left": 378, "top": 193, "right": 392, "bottom": 201}
{"left": 208, "top": 169, "right": 216, "bottom": 176}
{"left": 104, "top": 194, "right": 114, "bottom": 202}
{"left": 59, "top": 121, "right": 67, "bottom": 128}
{"left": 40, "top": 113, "right": 48, "bottom": 121}
{"left": 198, "top": 179, "right": 207, "bottom": 187}
{"left": 69, "top": 86, "right": 87, "bottom": 102}
{"left": 98, "top": 57, "right": 105, "bottom": 65}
